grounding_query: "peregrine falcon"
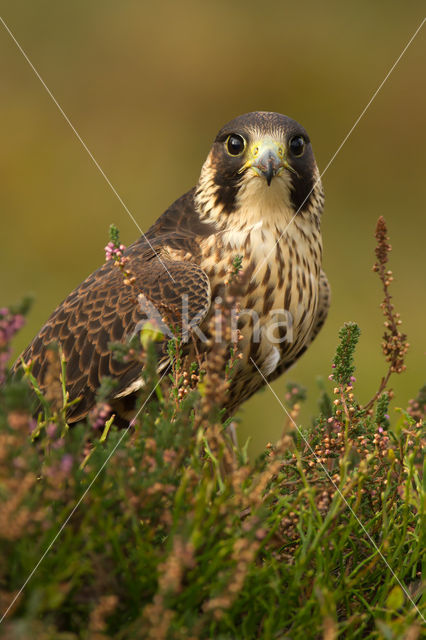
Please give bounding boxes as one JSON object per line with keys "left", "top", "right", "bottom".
{"left": 17, "top": 111, "right": 330, "bottom": 422}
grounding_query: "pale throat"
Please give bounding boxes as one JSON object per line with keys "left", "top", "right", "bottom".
{"left": 196, "top": 164, "right": 322, "bottom": 272}
{"left": 237, "top": 170, "right": 295, "bottom": 225}
{"left": 219, "top": 172, "right": 299, "bottom": 251}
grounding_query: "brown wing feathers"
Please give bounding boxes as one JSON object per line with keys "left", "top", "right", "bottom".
{"left": 18, "top": 193, "right": 213, "bottom": 422}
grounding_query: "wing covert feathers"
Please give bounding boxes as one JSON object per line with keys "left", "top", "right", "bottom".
{"left": 19, "top": 241, "right": 211, "bottom": 422}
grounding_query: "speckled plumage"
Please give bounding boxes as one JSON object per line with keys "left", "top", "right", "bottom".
{"left": 17, "top": 111, "right": 330, "bottom": 422}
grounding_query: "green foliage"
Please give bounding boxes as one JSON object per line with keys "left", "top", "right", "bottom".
{"left": 231, "top": 254, "right": 243, "bottom": 278}
{"left": 8, "top": 295, "right": 34, "bottom": 318}
{"left": 332, "top": 321, "right": 361, "bottom": 387}
{"left": 0, "top": 221, "right": 424, "bottom": 638}
{"left": 95, "top": 376, "right": 119, "bottom": 404}
{"left": 0, "top": 316, "right": 424, "bottom": 639}
{"left": 316, "top": 376, "right": 333, "bottom": 420}
{"left": 375, "top": 392, "right": 391, "bottom": 429}
{"left": 108, "top": 223, "right": 120, "bottom": 248}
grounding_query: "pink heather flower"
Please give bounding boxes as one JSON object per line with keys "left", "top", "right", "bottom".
{"left": 0, "top": 307, "right": 25, "bottom": 382}
{"left": 91, "top": 402, "right": 112, "bottom": 430}
{"left": 105, "top": 242, "right": 115, "bottom": 261}
{"left": 105, "top": 241, "right": 127, "bottom": 262}
{"left": 46, "top": 423, "right": 57, "bottom": 438}
{"left": 378, "top": 426, "right": 384, "bottom": 433}
{"left": 163, "top": 449, "right": 176, "bottom": 464}
{"left": 28, "top": 418, "right": 37, "bottom": 434}
{"left": 1, "top": 314, "right": 24, "bottom": 338}
{"left": 350, "top": 376, "right": 356, "bottom": 383}
{"left": 60, "top": 454, "right": 73, "bottom": 474}
{"left": 0, "top": 349, "right": 11, "bottom": 384}
{"left": 328, "top": 374, "right": 334, "bottom": 380}
{"left": 53, "top": 438, "right": 65, "bottom": 449}
{"left": 13, "top": 314, "right": 25, "bottom": 330}
{"left": 0, "top": 309, "right": 26, "bottom": 354}
{"left": 331, "top": 363, "right": 336, "bottom": 369}
{"left": 13, "top": 456, "right": 26, "bottom": 469}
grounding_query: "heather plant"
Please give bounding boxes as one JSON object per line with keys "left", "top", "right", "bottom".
{"left": 0, "top": 219, "right": 424, "bottom": 639}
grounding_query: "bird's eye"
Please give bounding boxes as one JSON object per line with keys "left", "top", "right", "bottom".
{"left": 289, "top": 136, "right": 306, "bottom": 158}
{"left": 226, "top": 134, "right": 246, "bottom": 156}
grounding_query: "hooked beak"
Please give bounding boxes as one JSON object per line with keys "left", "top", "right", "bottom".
{"left": 238, "top": 139, "right": 297, "bottom": 186}
{"left": 259, "top": 148, "right": 281, "bottom": 186}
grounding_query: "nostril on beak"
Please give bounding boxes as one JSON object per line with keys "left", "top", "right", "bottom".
{"left": 251, "top": 145, "right": 283, "bottom": 185}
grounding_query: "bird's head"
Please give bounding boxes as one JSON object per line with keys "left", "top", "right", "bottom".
{"left": 195, "top": 111, "right": 324, "bottom": 228}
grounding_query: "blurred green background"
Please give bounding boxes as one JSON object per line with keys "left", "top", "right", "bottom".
{"left": 1, "top": 1, "right": 425, "bottom": 455}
